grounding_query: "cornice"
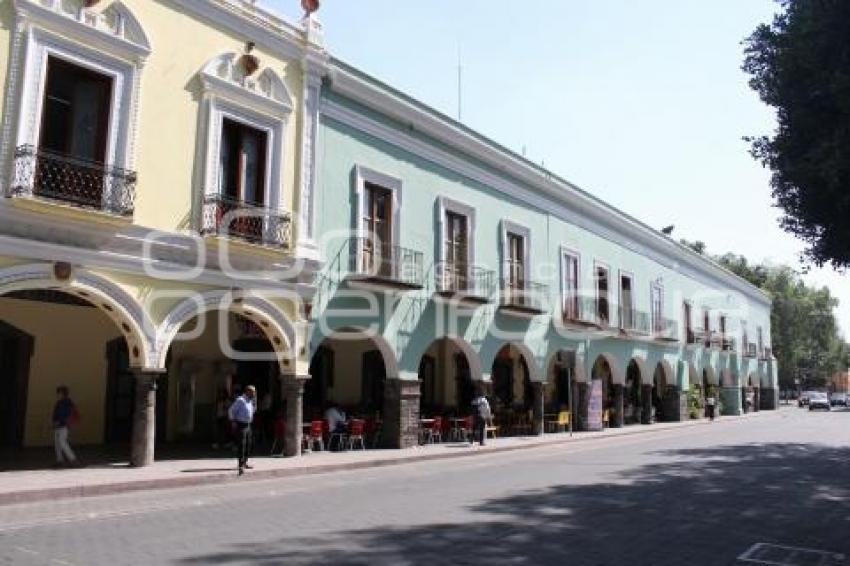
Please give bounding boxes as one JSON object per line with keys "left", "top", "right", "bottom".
{"left": 325, "top": 61, "right": 772, "bottom": 306}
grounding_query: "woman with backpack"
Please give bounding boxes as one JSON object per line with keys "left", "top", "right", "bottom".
{"left": 52, "top": 385, "right": 80, "bottom": 467}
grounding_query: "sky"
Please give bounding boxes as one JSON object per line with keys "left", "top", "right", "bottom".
{"left": 267, "top": 0, "right": 849, "bottom": 335}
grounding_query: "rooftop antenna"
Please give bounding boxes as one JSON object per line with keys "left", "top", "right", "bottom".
{"left": 457, "top": 43, "right": 463, "bottom": 122}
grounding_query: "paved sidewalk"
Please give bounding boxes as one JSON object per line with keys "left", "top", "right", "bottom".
{"left": 0, "top": 411, "right": 773, "bottom": 506}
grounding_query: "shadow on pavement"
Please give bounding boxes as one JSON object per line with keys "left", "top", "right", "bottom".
{"left": 176, "top": 442, "right": 850, "bottom": 566}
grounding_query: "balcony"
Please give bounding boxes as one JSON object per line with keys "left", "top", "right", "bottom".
{"left": 761, "top": 347, "right": 773, "bottom": 360}
{"left": 693, "top": 329, "right": 713, "bottom": 348}
{"left": 618, "top": 307, "right": 651, "bottom": 336}
{"left": 721, "top": 336, "right": 737, "bottom": 352}
{"left": 566, "top": 296, "right": 615, "bottom": 330}
{"left": 435, "top": 263, "right": 496, "bottom": 306}
{"left": 7, "top": 145, "right": 136, "bottom": 216}
{"left": 743, "top": 342, "right": 758, "bottom": 358}
{"left": 201, "top": 194, "right": 291, "bottom": 249}
{"left": 347, "top": 236, "right": 424, "bottom": 291}
{"left": 653, "top": 318, "right": 679, "bottom": 342}
{"left": 498, "top": 279, "right": 548, "bottom": 316}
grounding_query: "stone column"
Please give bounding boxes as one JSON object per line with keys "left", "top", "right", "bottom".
{"left": 131, "top": 371, "right": 160, "bottom": 467}
{"left": 574, "top": 381, "right": 589, "bottom": 431}
{"left": 382, "top": 379, "right": 421, "bottom": 449}
{"left": 641, "top": 384, "right": 653, "bottom": 424}
{"left": 721, "top": 387, "right": 742, "bottom": 416}
{"left": 760, "top": 388, "right": 777, "bottom": 410}
{"left": 282, "top": 375, "right": 306, "bottom": 457}
{"left": 532, "top": 382, "right": 545, "bottom": 435}
{"left": 611, "top": 384, "right": 624, "bottom": 428}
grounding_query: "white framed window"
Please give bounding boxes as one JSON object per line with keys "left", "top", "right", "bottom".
{"left": 199, "top": 53, "right": 293, "bottom": 212}
{"left": 560, "top": 247, "right": 580, "bottom": 321}
{"left": 6, "top": 1, "right": 150, "bottom": 190}
{"left": 437, "top": 197, "right": 476, "bottom": 291}
{"left": 594, "top": 261, "right": 610, "bottom": 325}
{"left": 500, "top": 220, "right": 531, "bottom": 292}
{"left": 618, "top": 270, "right": 634, "bottom": 329}
{"left": 650, "top": 281, "right": 664, "bottom": 334}
{"left": 354, "top": 165, "right": 402, "bottom": 273}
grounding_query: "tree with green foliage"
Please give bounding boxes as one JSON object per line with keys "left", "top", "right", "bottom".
{"left": 743, "top": 0, "right": 850, "bottom": 269}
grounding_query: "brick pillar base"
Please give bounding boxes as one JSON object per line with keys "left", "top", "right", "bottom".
{"left": 721, "top": 387, "right": 742, "bottom": 416}
{"left": 662, "top": 385, "right": 684, "bottom": 421}
{"left": 282, "top": 375, "right": 306, "bottom": 457}
{"left": 575, "top": 381, "right": 589, "bottom": 431}
{"left": 382, "top": 379, "right": 421, "bottom": 449}
{"left": 610, "top": 384, "right": 624, "bottom": 428}
{"left": 131, "top": 371, "right": 159, "bottom": 467}
{"left": 532, "top": 382, "right": 545, "bottom": 435}
{"left": 641, "top": 384, "right": 653, "bottom": 424}
{"left": 760, "top": 388, "right": 777, "bottom": 410}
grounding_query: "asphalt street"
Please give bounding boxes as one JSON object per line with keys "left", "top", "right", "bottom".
{"left": 1, "top": 406, "right": 848, "bottom": 565}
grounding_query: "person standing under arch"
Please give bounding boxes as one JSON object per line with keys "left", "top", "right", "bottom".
{"left": 52, "top": 386, "right": 79, "bottom": 467}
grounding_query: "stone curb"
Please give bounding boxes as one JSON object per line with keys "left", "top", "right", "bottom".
{"left": 0, "top": 411, "right": 773, "bottom": 507}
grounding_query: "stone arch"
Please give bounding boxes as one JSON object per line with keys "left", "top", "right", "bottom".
{"left": 156, "top": 290, "right": 296, "bottom": 373}
{"left": 0, "top": 262, "right": 155, "bottom": 368}
{"left": 592, "top": 352, "right": 622, "bottom": 385}
{"left": 428, "top": 336, "right": 483, "bottom": 381}
{"left": 317, "top": 326, "right": 401, "bottom": 380}
{"left": 482, "top": 341, "right": 542, "bottom": 383}
{"left": 654, "top": 360, "right": 675, "bottom": 390}
{"left": 628, "top": 356, "right": 651, "bottom": 384}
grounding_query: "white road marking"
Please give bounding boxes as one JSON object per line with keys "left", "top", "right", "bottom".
{"left": 738, "top": 542, "right": 845, "bottom": 565}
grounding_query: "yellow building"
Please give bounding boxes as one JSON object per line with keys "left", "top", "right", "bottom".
{"left": 0, "top": 0, "right": 327, "bottom": 464}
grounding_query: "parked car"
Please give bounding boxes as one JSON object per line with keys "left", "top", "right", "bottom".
{"left": 830, "top": 393, "right": 847, "bottom": 407}
{"left": 808, "top": 392, "right": 831, "bottom": 411}
{"left": 798, "top": 391, "right": 813, "bottom": 407}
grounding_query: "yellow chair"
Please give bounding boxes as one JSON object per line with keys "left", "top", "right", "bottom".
{"left": 545, "top": 411, "right": 570, "bottom": 433}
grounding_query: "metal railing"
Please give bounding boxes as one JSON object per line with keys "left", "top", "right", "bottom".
{"left": 8, "top": 145, "right": 136, "bottom": 216}
{"left": 201, "top": 194, "right": 291, "bottom": 248}
{"left": 351, "top": 236, "right": 424, "bottom": 287}
{"left": 722, "top": 336, "right": 737, "bottom": 352}
{"left": 499, "top": 279, "right": 548, "bottom": 312}
{"left": 743, "top": 342, "right": 757, "bottom": 358}
{"left": 653, "top": 317, "right": 679, "bottom": 341}
{"left": 618, "top": 307, "right": 651, "bottom": 334}
{"left": 435, "top": 262, "right": 496, "bottom": 298}
{"left": 575, "top": 296, "right": 614, "bottom": 328}
{"left": 761, "top": 347, "right": 772, "bottom": 360}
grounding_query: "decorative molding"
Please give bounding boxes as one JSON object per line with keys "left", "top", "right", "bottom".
{"left": 155, "top": 289, "right": 297, "bottom": 371}
{"left": 0, "top": 261, "right": 157, "bottom": 368}
{"left": 295, "top": 71, "right": 323, "bottom": 258}
{"left": 323, "top": 72, "right": 772, "bottom": 307}
{"left": 436, "top": 196, "right": 476, "bottom": 269}
{"left": 200, "top": 52, "right": 293, "bottom": 116}
{"left": 499, "top": 219, "right": 531, "bottom": 285}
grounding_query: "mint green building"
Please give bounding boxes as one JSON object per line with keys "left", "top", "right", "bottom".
{"left": 307, "top": 60, "right": 777, "bottom": 448}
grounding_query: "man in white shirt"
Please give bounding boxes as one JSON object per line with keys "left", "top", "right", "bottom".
{"left": 228, "top": 385, "right": 257, "bottom": 475}
{"left": 471, "top": 392, "right": 491, "bottom": 446}
{"left": 324, "top": 404, "right": 348, "bottom": 433}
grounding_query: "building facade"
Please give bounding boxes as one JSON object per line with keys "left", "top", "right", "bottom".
{"left": 0, "top": 1, "right": 777, "bottom": 465}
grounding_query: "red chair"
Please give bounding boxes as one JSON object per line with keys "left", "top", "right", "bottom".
{"left": 459, "top": 416, "right": 474, "bottom": 442}
{"left": 348, "top": 419, "right": 366, "bottom": 450}
{"left": 427, "top": 416, "right": 443, "bottom": 444}
{"left": 305, "top": 420, "right": 324, "bottom": 452}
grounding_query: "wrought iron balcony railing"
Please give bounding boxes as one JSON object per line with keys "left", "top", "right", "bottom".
{"left": 722, "top": 336, "right": 737, "bottom": 352}
{"left": 576, "top": 296, "right": 614, "bottom": 328}
{"left": 435, "top": 262, "right": 496, "bottom": 300}
{"left": 653, "top": 317, "right": 679, "bottom": 341}
{"left": 743, "top": 342, "right": 758, "bottom": 358}
{"left": 693, "top": 329, "right": 713, "bottom": 348}
{"left": 201, "top": 194, "right": 291, "bottom": 249}
{"left": 761, "top": 347, "right": 772, "bottom": 360}
{"left": 7, "top": 145, "right": 136, "bottom": 216}
{"left": 499, "top": 279, "right": 548, "bottom": 314}
{"left": 351, "top": 236, "right": 424, "bottom": 288}
{"left": 618, "top": 307, "right": 651, "bottom": 335}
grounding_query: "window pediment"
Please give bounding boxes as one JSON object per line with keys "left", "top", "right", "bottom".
{"left": 16, "top": 0, "right": 151, "bottom": 59}
{"left": 200, "top": 53, "right": 293, "bottom": 116}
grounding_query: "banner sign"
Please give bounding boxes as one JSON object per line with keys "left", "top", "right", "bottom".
{"left": 587, "top": 379, "right": 604, "bottom": 431}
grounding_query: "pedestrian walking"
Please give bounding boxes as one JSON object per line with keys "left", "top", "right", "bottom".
{"left": 706, "top": 391, "right": 717, "bottom": 421}
{"left": 52, "top": 385, "right": 79, "bottom": 467}
{"left": 229, "top": 385, "right": 257, "bottom": 476}
{"left": 471, "top": 390, "right": 492, "bottom": 446}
